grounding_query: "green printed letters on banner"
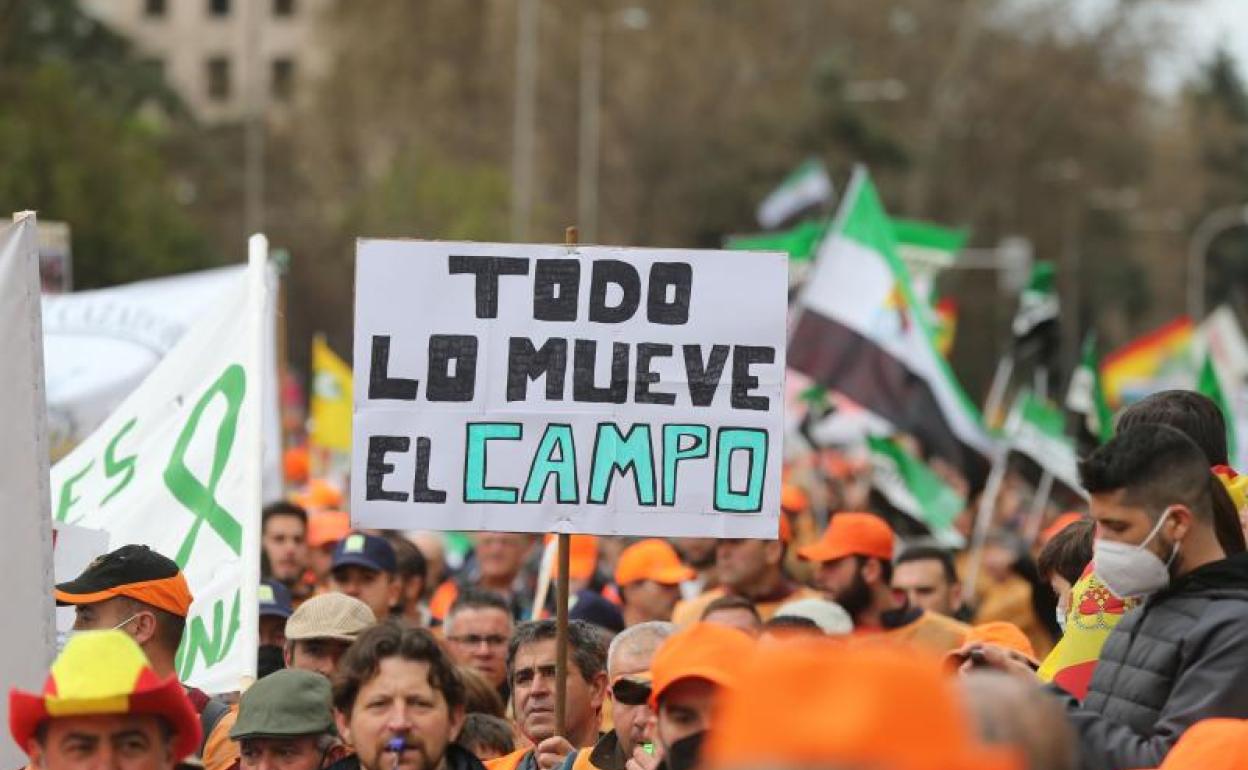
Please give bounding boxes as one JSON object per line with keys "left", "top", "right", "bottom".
{"left": 164, "top": 364, "right": 246, "bottom": 568}
{"left": 523, "top": 424, "right": 578, "bottom": 503}
{"left": 175, "top": 588, "right": 241, "bottom": 680}
{"left": 101, "top": 418, "right": 138, "bottom": 506}
{"left": 662, "top": 425, "right": 709, "bottom": 505}
{"left": 589, "top": 424, "right": 656, "bottom": 505}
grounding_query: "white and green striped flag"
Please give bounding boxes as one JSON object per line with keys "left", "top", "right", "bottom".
{"left": 867, "top": 435, "right": 966, "bottom": 534}
{"left": 1007, "top": 391, "right": 1082, "bottom": 495}
{"left": 1198, "top": 352, "right": 1239, "bottom": 462}
{"left": 757, "top": 158, "right": 834, "bottom": 229}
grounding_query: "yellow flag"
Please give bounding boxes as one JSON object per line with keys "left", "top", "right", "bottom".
{"left": 311, "top": 334, "right": 352, "bottom": 452}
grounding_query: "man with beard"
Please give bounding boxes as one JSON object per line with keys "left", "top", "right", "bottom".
{"left": 330, "top": 622, "right": 483, "bottom": 770}
{"left": 671, "top": 520, "right": 819, "bottom": 625}
{"left": 486, "top": 620, "right": 608, "bottom": 770}
{"left": 799, "top": 512, "right": 968, "bottom": 654}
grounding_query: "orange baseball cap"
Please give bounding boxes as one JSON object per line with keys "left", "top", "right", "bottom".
{"left": 781, "top": 484, "right": 809, "bottom": 514}
{"left": 1038, "top": 512, "right": 1085, "bottom": 547}
{"left": 798, "top": 512, "right": 894, "bottom": 564}
{"left": 10, "top": 631, "right": 202, "bottom": 762}
{"left": 649, "top": 622, "right": 755, "bottom": 709}
{"left": 308, "top": 510, "right": 351, "bottom": 548}
{"left": 545, "top": 534, "right": 599, "bottom": 581}
{"left": 293, "top": 478, "right": 343, "bottom": 512}
{"left": 703, "top": 641, "right": 1018, "bottom": 770}
{"left": 283, "top": 446, "right": 310, "bottom": 485}
{"left": 964, "top": 622, "right": 1036, "bottom": 664}
{"left": 615, "top": 539, "right": 696, "bottom": 586}
{"left": 1159, "top": 719, "right": 1248, "bottom": 770}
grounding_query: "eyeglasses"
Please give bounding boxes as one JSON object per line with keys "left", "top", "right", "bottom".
{"left": 611, "top": 677, "right": 652, "bottom": 706}
{"left": 448, "top": 634, "right": 508, "bottom": 648}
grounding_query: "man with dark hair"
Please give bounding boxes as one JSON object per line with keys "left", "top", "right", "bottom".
{"left": 1116, "top": 389, "right": 1246, "bottom": 555}
{"left": 1036, "top": 518, "right": 1095, "bottom": 624}
{"left": 263, "top": 501, "right": 310, "bottom": 588}
{"left": 699, "top": 595, "right": 762, "bottom": 637}
{"left": 457, "top": 715, "right": 515, "bottom": 763}
{"left": 974, "top": 425, "right": 1248, "bottom": 769}
{"left": 801, "top": 513, "right": 968, "bottom": 654}
{"left": 330, "top": 622, "right": 482, "bottom": 770}
{"left": 54, "top": 544, "right": 237, "bottom": 770}
{"left": 385, "top": 533, "right": 430, "bottom": 626}
{"left": 486, "top": 620, "right": 608, "bottom": 770}
{"left": 445, "top": 589, "right": 514, "bottom": 696}
{"left": 892, "top": 546, "right": 965, "bottom": 619}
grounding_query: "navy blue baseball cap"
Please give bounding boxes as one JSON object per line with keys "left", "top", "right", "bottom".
{"left": 258, "top": 578, "right": 293, "bottom": 619}
{"left": 331, "top": 532, "right": 397, "bottom": 574}
{"left": 570, "top": 589, "right": 625, "bottom": 634}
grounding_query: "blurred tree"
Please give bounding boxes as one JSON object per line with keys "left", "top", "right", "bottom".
{"left": 1188, "top": 48, "right": 1248, "bottom": 321}
{"left": 0, "top": 0, "right": 213, "bottom": 288}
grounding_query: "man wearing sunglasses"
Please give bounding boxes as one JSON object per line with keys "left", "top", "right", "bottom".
{"left": 559, "top": 622, "right": 675, "bottom": 770}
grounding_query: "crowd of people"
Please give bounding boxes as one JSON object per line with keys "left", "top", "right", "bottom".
{"left": 17, "top": 389, "right": 1248, "bottom": 770}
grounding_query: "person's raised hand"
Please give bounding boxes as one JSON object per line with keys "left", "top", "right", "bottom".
{"left": 535, "top": 736, "right": 578, "bottom": 770}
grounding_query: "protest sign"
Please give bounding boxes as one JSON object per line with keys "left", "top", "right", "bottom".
{"left": 0, "top": 213, "right": 56, "bottom": 770}
{"left": 48, "top": 239, "right": 268, "bottom": 693}
{"left": 352, "top": 241, "right": 788, "bottom": 538}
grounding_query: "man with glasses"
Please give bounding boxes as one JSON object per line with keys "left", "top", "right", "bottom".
{"left": 559, "top": 622, "right": 675, "bottom": 770}
{"left": 445, "top": 589, "right": 515, "bottom": 698}
{"left": 232, "top": 669, "right": 346, "bottom": 770}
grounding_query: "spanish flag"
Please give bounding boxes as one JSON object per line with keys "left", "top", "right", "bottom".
{"left": 1100, "top": 317, "right": 1194, "bottom": 407}
{"left": 310, "top": 333, "right": 352, "bottom": 452}
{"left": 1038, "top": 564, "right": 1137, "bottom": 699}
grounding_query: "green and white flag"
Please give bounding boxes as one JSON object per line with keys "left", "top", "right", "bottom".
{"left": 1007, "top": 391, "right": 1082, "bottom": 495}
{"left": 867, "top": 435, "right": 965, "bottom": 534}
{"left": 891, "top": 218, "right": 968, "bottom": 305}
{"left": 1065, "top": 333, "right": 1113, "bottom": 446}
{"left": 48, "top": 239, "right": 269, "bottom": 693}
{"left": 789, "top": 166, "right": 994, "bottom": 487}
{"left": 725, "top": 218, "right": 827, "bottom": 263}
{"left": 757, "top": 158, "right": 833, "bottom": 229}
{"left": 1198, "top": 352, "right": 1238, "bottom": 462}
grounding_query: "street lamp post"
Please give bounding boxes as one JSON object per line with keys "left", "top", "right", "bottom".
{"left": 1187, "top": 204, "right": 1248, "bottom": 322}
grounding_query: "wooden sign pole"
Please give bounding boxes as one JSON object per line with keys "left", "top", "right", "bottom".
{"left": 554, "top": 225, "right": 578, "bottom": 738}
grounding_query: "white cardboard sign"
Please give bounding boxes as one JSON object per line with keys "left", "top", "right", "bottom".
{"left": 352, "top": 241, "right": 787, "bottom": 538}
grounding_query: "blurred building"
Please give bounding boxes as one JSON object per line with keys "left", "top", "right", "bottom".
{"left": 80, "top": 0, "right": 335, "bottom": 123}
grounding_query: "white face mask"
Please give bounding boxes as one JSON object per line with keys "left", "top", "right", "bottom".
{"left": 56, "top": 613, "right": 142, "bottom": 655}
{"left": 1094, "top": 509, "right": 1180, "bottom": 599}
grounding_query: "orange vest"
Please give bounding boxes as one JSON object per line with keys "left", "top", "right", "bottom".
{"left": 485, "top": 749, "right": 529, "bottom": 770}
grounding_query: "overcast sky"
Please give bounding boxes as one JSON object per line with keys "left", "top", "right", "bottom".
{"left": 1163, "top": 0, "right": 1248, "bottom": 91}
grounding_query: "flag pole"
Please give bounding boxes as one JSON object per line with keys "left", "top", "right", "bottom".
{"left": 1022, "top": 470, "right": 1055, "bottom": 546}
{"left": 241, "top": 233, "right": 268, "bottom": 692}
{"left": 983, "top": 355, "right": 1014, "bottom": 429}
{"left": 554, "top": 225, "right": 578, "bottom": 738}
{"left": 963, "top": 447, "right": 1007, "bottom": 605}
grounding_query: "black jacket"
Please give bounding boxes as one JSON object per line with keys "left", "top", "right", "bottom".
{"left": 1052, "top": 552, "right": 1248, "bottom": 770}
{"left": 326, "top": 743, "right": 487, "bottom": 770}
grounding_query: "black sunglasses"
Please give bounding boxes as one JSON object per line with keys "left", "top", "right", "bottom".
{"left": 611, "top": 678, "right": 652, "bottom": 706}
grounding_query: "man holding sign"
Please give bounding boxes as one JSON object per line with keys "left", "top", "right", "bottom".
{"left": 351, "top": 241, "right": 786, "bottom": 539}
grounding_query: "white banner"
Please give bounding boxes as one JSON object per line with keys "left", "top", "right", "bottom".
{"left": 42, "top": 265, "right": 284, "bottom": 501}
{"left": 48, "top": 243, "right": 267, "bottom": 694}
{"left": 352, "top": 241, "right": 787, "bottom": 538}
{"left": 0, "top": 213, "right": 57, "bottom": 770}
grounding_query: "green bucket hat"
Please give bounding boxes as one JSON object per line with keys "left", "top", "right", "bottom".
{"left": 231, "top": 669, "right": 334, "bottom": 740}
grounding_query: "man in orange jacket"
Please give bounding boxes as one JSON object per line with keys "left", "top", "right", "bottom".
{"left": 801, "top": 513, "right": 969, "bottom": 655}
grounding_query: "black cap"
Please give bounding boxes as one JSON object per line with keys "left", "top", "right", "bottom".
{"left": 54, "top": 544, "right": 192, "bottom": 617}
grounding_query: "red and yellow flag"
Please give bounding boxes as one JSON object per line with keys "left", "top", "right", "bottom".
{"left": 1038, "top": 564, "right": 1137, "bottom": 699}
